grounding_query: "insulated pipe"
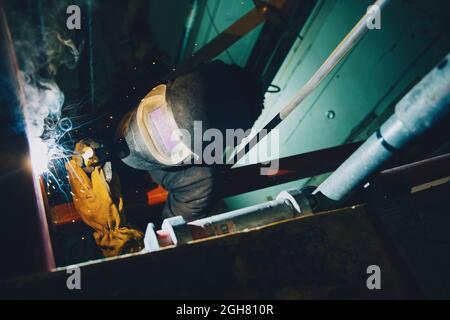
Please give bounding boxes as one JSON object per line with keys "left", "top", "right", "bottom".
{"left": 227, "top": 0, "right": 391, "bottom": 165}
{"left": 157, "top": 187, "right": 315, "bottom": 247}
{"left": 162, "top": 198, "right": 294, "bottom": 246}
{"left": 176, "top": 0, "right": 200, "bottom": 65}
{"left": 313, "top": 52, "right": 450, "bottom": 204}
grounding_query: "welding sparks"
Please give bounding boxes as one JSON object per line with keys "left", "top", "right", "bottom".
{"left": 28, "top": 135, "right": 72, "bottom": 176}
{"left": 26, "top": 115, "right": 75, "bottom": 177}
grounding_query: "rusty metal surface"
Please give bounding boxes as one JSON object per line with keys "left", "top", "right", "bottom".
{"left": 0, "top": 205, "right": 416, "bottom": 299}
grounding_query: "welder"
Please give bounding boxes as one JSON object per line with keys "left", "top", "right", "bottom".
{"left": 65, "top": 60, "right": 264, "bottom": 257}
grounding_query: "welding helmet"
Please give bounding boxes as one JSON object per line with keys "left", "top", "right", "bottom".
{"left": 115, "top": 60, "right": 264, "bottom": 171}
{"left": 115, "top": 84, "right": 194, "bottom": 171}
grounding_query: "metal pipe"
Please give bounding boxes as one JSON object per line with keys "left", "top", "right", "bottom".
{"left": 162, "top": 198, "right": 294, "bottom": 246}
{"left": 157, "top": 187, "right": 314, "bottom": 247}
{"left": 313, "top": 52, "right": 450, "bottom": 203}
{"left": 175, "top": 0, "right": 199, "bottom": 65}
{"left": 280, "top": 0, "right": 390, "bottom": 119}
{"left": 227, "top": 0, "right": 391, "bottom": 165}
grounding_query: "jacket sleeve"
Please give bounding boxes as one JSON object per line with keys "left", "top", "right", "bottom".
{"left": 148, "top": 165, "right": 221, "bottom": 221}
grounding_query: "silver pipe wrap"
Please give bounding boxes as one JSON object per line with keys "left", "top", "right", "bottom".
{"left": 314, "top": 53, "right": 450, "bottom": 202}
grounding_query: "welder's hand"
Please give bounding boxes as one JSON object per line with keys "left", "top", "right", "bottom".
{"left": 65, "top": 159, "right": 144, "bottom": 257}
{"left": 72, "top": 140, "right": 100, "bottom": 174}
{"left": 66, "top": 159, "right": 121, "bottom": 230}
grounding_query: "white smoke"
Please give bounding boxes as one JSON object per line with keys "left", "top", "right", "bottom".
{"left": 7, "top": 1, "right": 84, "bottom": 175}
{"left": 19, "top": 72, "right": 66, "bottom": 174}
{"left": 20, "top": 72, "right": 65, "bottom": 139}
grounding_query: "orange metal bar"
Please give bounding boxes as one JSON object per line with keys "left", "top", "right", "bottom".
{"left": 147, "top": 185, "right": 169, "bottom": 206}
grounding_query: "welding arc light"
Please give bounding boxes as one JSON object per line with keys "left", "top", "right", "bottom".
{"left": 29, "top": 137, "right": 50, "bottom": 175}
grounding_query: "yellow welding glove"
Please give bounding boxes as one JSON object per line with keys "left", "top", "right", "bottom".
{"left": 65, "top": 159, "right": 144, "bottom": 257}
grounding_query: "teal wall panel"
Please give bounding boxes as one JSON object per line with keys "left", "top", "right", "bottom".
{"left": 147, "top": 0, "right": 262, "bottom": 67}
{"left": 192, "top": 0, "right": 263, "bottom": 67}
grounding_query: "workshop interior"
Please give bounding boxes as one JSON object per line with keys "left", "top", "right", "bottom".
{"left": 0, "top": 0, "right": 450, "bottom": 299}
